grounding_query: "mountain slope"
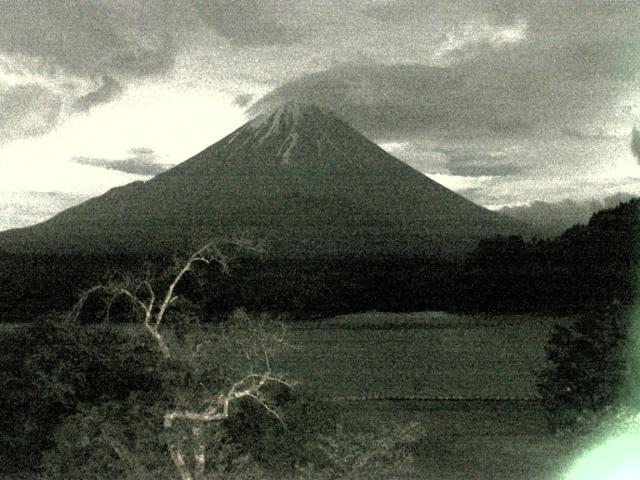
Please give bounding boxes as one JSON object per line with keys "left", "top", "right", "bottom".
{"left": 0, "top": 102, "right": 527, "bottom": 257}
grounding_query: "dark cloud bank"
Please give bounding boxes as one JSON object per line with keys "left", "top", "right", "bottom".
{"left": 192, "top": 0, "right": 302, "bottom": 46}
{"left": 0, "top": 1, "right": 182, "bottom": 142}
{"left": 250, "top": 1, "right": 639, "bottom": 143}
{"left": 0, "top": 1, "right": 179, "bottom": 79}
{"left": 250, "top": 47, "right": 634, "bottom": 143}
{"left": 1, "top": 0, "right": 638, "bottom": 145}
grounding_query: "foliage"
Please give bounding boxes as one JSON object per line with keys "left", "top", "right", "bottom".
{"left": 0, "top": 251, "right": 459, "bottom": 323}
{"left": 27, "top": 312, "right": 296, "bottom": 478}
{"left": 537, "top": 304, "right": 630, "bottom": 433}
{"left": 40, "top": 396, "right": 170, "bottom": 480}
{"left": 2, "top": 236, "right": 314, "bottom": 480}
{"left": 204, "top": 256, "right": 458, "bottom": 319}
{"left": 460, "top": 199, "right": 640, "bottom": 314}
{"left": 222, "top": 383, "right": 339, "bottom": 473}
{"left": 2, "top": 236, "right": 428, "bottom": 479}
{"left": 0, "top": 313, "right": 163, "bottom": 473}
{"left": 0, "top": 252, "right": 144, "bottom": 323}
{"left": 2, "top": 200, "right": 639, "bottom": 324}
{"left": 40, "top": 394, "right": 270, "bottom": 480}
{"left": 0, "top": 310, "right": 317, "bottom": 477}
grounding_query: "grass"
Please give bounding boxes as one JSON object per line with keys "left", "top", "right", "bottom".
{"left": 275, "top": 311, "right": 579, "bottom": 479}
{"left": 334, "top": 399, "right": 579, "bottom": 480}
{"left": 276, "top": 311, "right": 566, "bottom": 400}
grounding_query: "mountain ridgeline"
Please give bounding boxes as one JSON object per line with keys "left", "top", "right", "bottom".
{"left": 0, "top": 103, "right": 525, "bottom": 257}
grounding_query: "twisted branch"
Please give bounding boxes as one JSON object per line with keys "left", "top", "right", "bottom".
{"left": 71, "top": 237, "right": 263, "bottom": 359}
{"left": 164, "top": 370, "right": 290, "bottom": 428}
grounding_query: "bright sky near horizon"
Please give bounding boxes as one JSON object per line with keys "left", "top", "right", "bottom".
{"left": 1, "top": 0, "right": 639, "bottom": 231}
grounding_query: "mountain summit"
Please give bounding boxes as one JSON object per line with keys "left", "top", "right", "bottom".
{"left": 0, "top": 102, "right": 526, "bottom": 257}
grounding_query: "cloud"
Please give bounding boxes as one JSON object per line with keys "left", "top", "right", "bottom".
{"left": 560, "top": 127, "right": 622, "bottom": 142}
{"left": 250, "top": 62, "right": 530, "bottom": 141}
{"left": 360, "top": 0, "right": 513, "bottom": 29}
{"left": 250, "top": 1, "right": 639, "bottom": 143}
{"left": 0, "top": 1, "right": 302, "bottom": 130}
{"left": 128, "top": 147, "right": 157, "bottom": 158}
{"left": 380, "top": 141, "right": 524, "bottom": 183}
{"left": 427, "top": 173, "right": 493, "bottom": 194}
{"left": 632, "top": 128, "right": 640, "bottom": 163}
{"left": 192, "top": 0, "right": 303, "bottom": 46}
{"left": 72, "top": 76, "right": 124, "bottom": 112}
{"left": 0, "top": 0, "right": 188, "bottom": 128}
{"left": 0, "top": 1, "right": 180, "bottom": 80}
{"left": 0, "top": 84, "right": 62, "bottom": 143}
{"left": 444, "top": 151, "right": 520, "bottom": 177}
{"left": 234, "top": 94, "right": 254, "bottom": 108}
{"left": 248, "top": 53, "right": 625, "bottom": 143}
{"left": 359, "top": 0, "right": 430, "bottom": 22}
{"left": 498, "top": 192, "right": 638, "bottom": 235}
{"left": 0, "top": 191, "right": 89, "bottom": 232}
{"left": 73, "top": 148, "right": 170, "bottom": 176}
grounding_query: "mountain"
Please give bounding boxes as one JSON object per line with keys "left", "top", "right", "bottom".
{"left": 0, "top": 102, "right": 527, "bottom": 258}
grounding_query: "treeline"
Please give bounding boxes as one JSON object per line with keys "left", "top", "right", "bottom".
{"left": 0, "top": 251, "right": 458, "bottom": 322}
{"left": 0, "top": 252, "right": 145, "bottom": 323}
{"left": 456, "top": 198, "right": 639, "bottom": 313}
{"left": 1, "top": 199, "right": 638, "bottom": 322}
{"left": 203, "top": 256, "right": 459, "bottom": 320}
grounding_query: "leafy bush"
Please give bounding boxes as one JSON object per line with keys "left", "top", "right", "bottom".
{"left": 0, "top": 313, "right": 165, "bottom": 473}
{"left": 223, "top": 383, "right": 338, "bottom": 473}
{"left": 40, "top": 396, "right": 170, "bottom": 480}
{"left": 537, "top": 304, "right": 630, "bottom": 433}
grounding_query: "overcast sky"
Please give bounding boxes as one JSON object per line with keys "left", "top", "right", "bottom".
{"left": 1, "top": 0, "right": 639, "bottom": 231}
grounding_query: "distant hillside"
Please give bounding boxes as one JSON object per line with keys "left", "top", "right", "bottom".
{"left": 498, "top": 193, "right": 637, "bottom": 237}
{"left": 0, "top": 102, "right": 526, "bottom": 259}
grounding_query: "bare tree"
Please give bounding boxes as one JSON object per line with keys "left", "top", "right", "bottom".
{"left": 72, "top": 237, "right": 292, "bottom": 480}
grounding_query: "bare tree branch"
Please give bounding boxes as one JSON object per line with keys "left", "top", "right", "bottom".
{"left": 192, "top": 426, "right": 206, "bottom": 480}
{"left": 169, "top": 444, "right": 193, "bottom": 480}
{"left": 164, "top": 370, "right": 291, "bottom": 428}
{"left": 246, "top": 393, "right": 285, "bottom": 425}
{"left": 70, "top": 238, "right": 262, "bottom": 358}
